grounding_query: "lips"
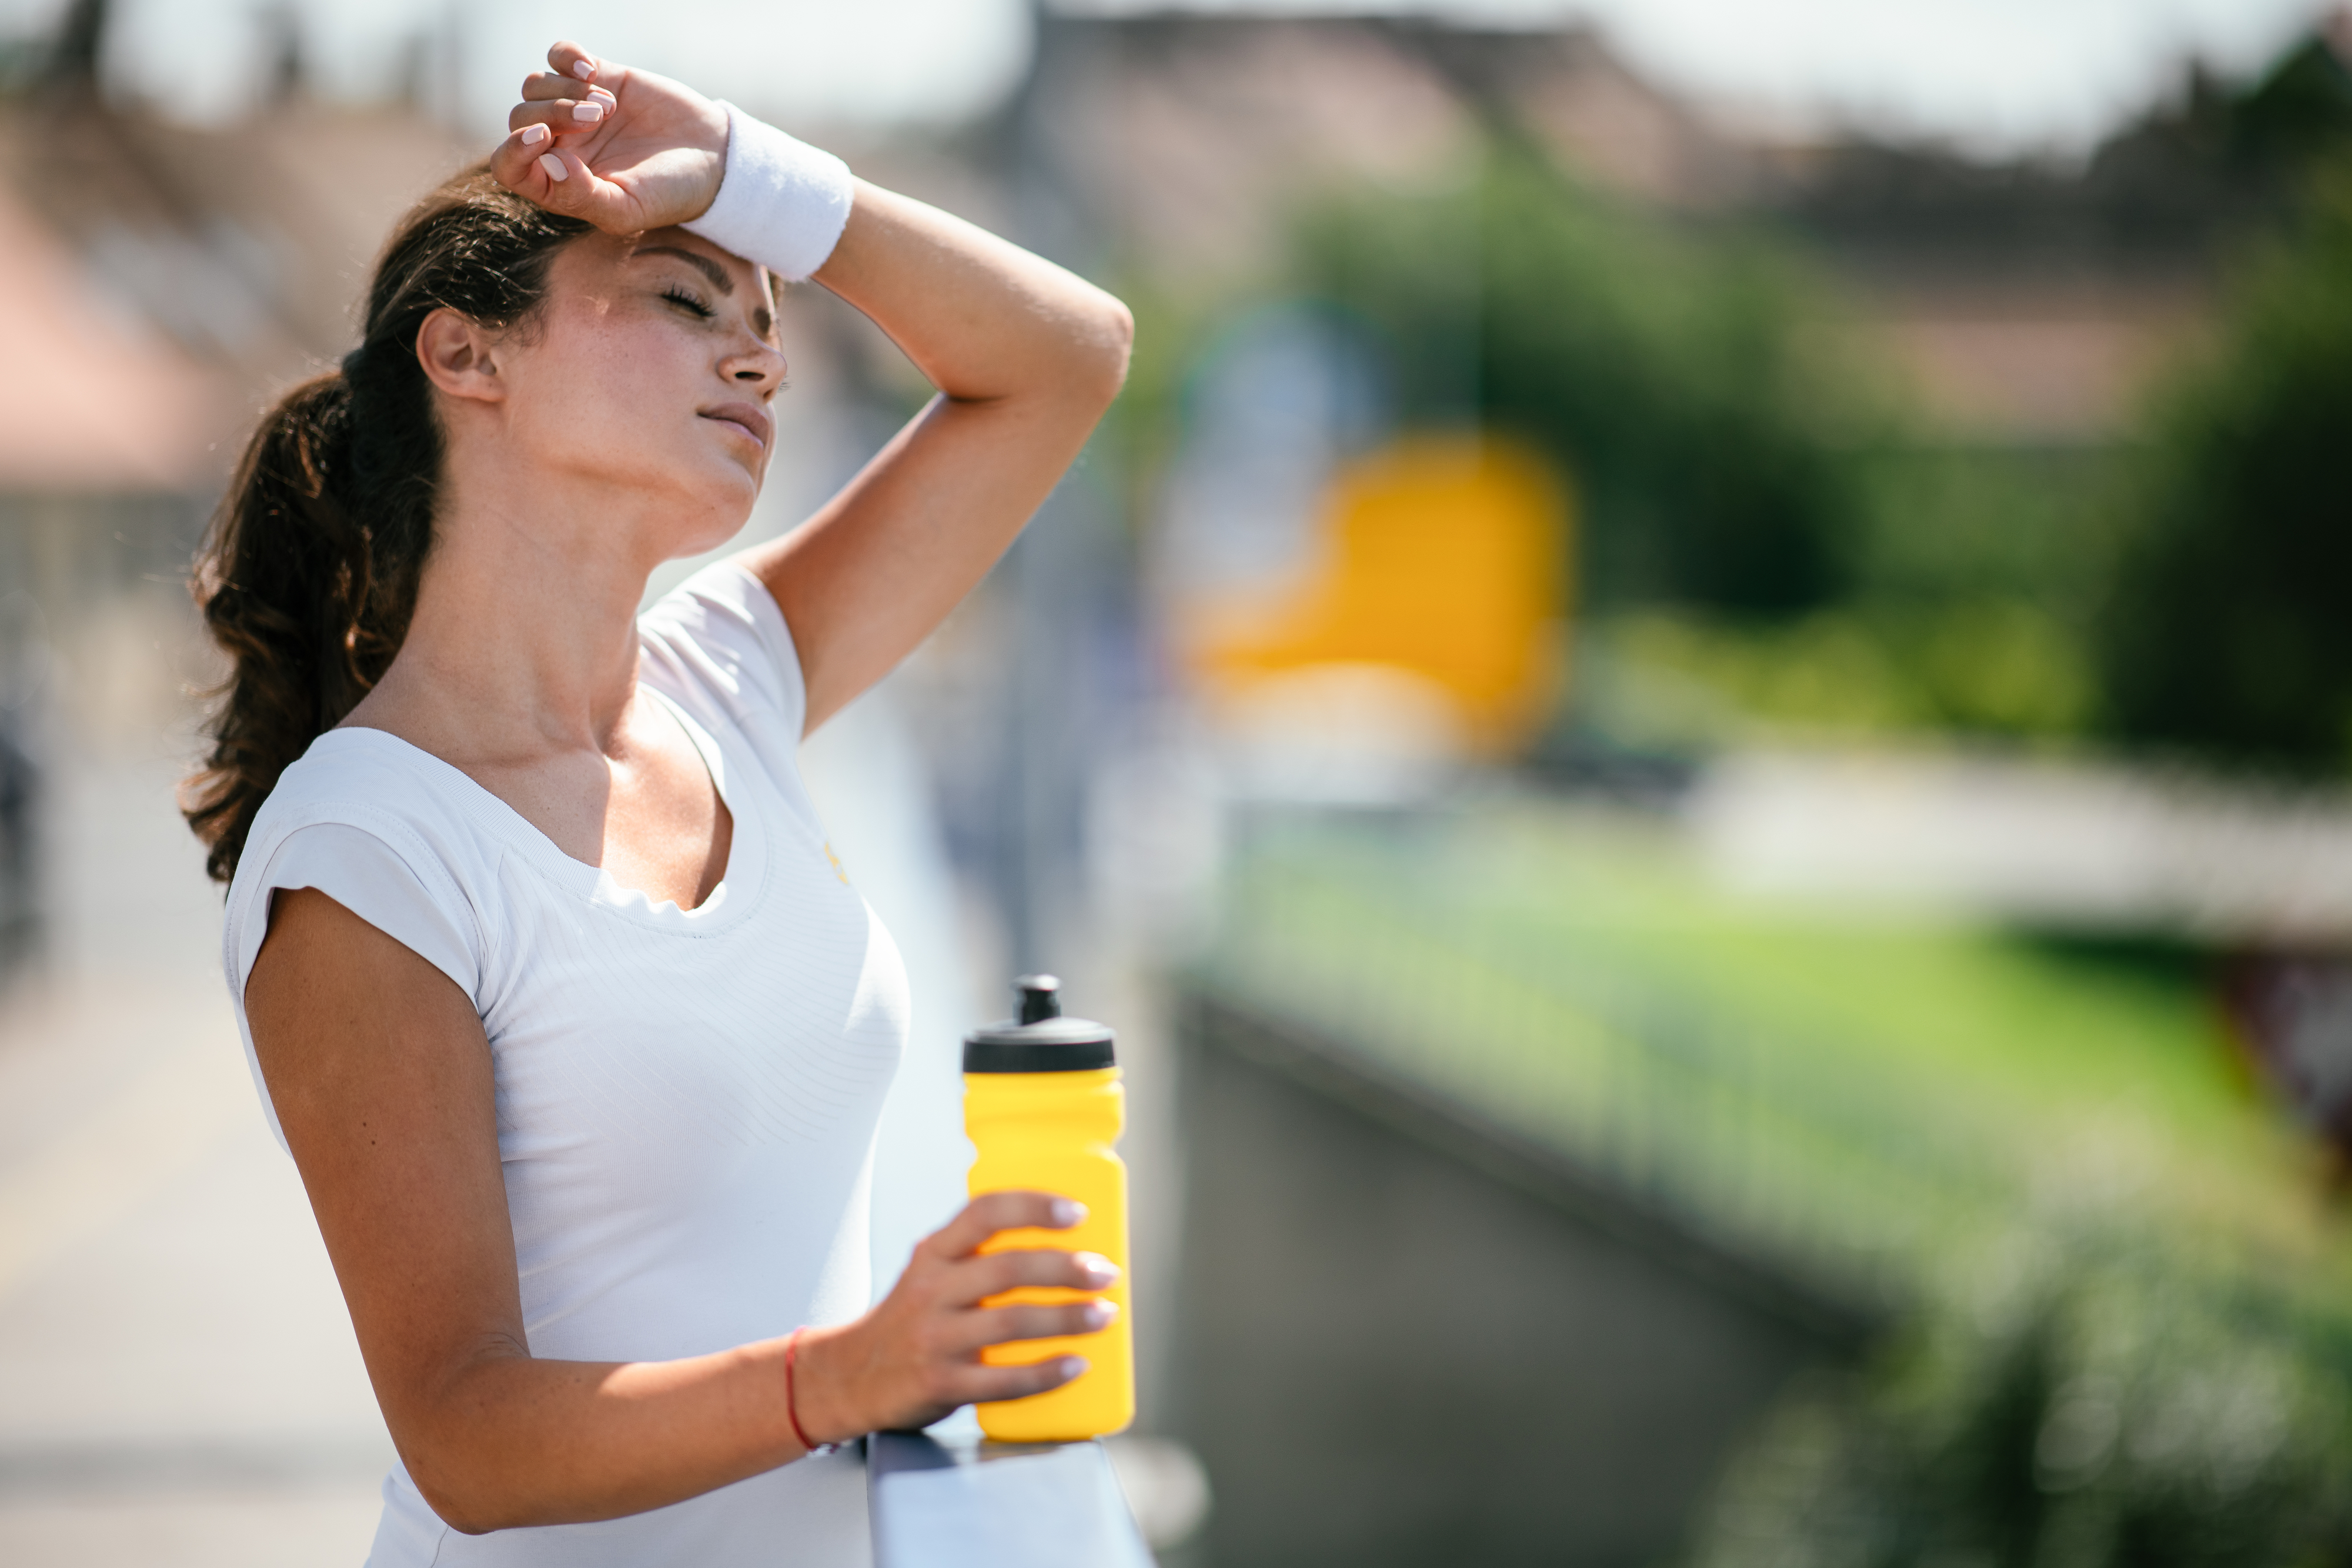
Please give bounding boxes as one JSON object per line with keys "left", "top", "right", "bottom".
{"left": 700, "top": 402, "right": 771, "bottom": 451}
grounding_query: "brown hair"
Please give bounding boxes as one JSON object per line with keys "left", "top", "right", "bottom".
{"left": 183, "top": 166, "right": 590, "bottom": 882}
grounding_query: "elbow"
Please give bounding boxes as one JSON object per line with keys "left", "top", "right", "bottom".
{"left": 409, "top": 1459, "right": 520, "bottom": 1536}
{"left": 395, "top": 1353, "right": 545, "bottom": 1534}
{"left": 1100, "top": 294, "right": 1135, "bottom": 367}
{"left": 412, "top": 1484, "right": 495, "bottom": 1536}
{"left": 1100, "top": 296, "right": 1135, "bottom": 397}
{"left": 1073, "top": 292, "right": 1134, "bottom": 410}
{"left": 403, "top": 1420, "right": 549, "bottom": 1535}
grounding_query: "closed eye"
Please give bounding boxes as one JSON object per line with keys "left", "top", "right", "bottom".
{"left": 662, "top": 286, "right": 714, "bottom": 319}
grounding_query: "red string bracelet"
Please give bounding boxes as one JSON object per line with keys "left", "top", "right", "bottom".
{"left": 784, "top": 1328, "right": 821, "bottom": 1453}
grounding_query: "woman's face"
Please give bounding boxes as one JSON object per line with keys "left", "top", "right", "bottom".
{"left": 475, "top": 229, "right": 786, "bottom": 561}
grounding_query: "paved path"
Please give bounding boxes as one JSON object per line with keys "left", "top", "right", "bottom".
{"left": 0, "top": 748, "right": 390, "bottom": 1565}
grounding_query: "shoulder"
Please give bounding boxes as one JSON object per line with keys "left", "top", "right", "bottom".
{"left": 240, "top": 728, "right": 500, "bottom": 888}
{"left": 637, "top": 560, "right": 807, "bottom": 739}
{"left": 225, "top": 730, "right": 500, "bottom": 1008}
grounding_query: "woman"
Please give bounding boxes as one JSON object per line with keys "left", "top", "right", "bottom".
{"left": 183, "top": 41, "right": 1132, "bottom": 1565}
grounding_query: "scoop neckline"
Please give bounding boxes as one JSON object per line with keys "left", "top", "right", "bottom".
{"left": 322, "top": 686, "right": 767, "bottom": 934}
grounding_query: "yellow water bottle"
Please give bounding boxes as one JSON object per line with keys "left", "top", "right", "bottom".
{"left": 963, "top": 975, "right": 1135, "bottom": 1441}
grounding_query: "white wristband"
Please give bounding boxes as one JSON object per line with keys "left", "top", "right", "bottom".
{"left": 681, "top": 102, "right": 854, "bottom": 283}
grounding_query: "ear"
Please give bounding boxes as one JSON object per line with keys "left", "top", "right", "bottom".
{"left": 415, "top": 307, "right": 506, "bottom": 404}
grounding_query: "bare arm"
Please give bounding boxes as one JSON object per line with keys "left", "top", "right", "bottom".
{"left": 248, "top": 890, "right": 1112, "bottom": 1532}
{"left": 743, "top": 184, "right": 1132, "bottom": 732}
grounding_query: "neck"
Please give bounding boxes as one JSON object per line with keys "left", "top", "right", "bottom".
{"left": 358, "top": 453, "right": 673, "bottom": 761}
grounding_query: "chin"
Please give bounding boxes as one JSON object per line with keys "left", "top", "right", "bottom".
{"left": 667, "top": 492, "right": 757, "bottom": 561}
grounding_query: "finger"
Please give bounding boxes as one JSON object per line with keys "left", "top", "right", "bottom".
{"left": 520, "top": 72, "right": 614, "bottom": 111}
{"left": 510, "top": 142, "right": 587, "bottom": 209}
{"left": 953, "top": 1248, "right": 1118, "bottom": 1308}
{"left": 921, "top": 1191, "right": 1085, "bottom": 1263}
{"left": 485, "top": 136, "right": 627, "bottom": 230}
{"left": 954, "top": 1355, "right": 1088, "bottom": 1406}
{"left": 547, "top": 39, "right": 599, "bottom": 85}
{"left": 507, "top": 96, "right": 607, "bottom": 135}
{"left": 957, "top": 1299, "right": 1117, "bottom": 1353}
{"left": 487, "top": 123, "right": 557, "bottom": 194}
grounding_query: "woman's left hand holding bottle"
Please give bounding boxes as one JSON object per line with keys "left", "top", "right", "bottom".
{"left": 789, "top": 1190, "right": 1120, "bottom": 1444}
{"left": 488, "top": 41, "right": 728, "bottom": 234}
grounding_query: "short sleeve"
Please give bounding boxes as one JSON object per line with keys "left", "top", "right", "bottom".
{"left": 637, "top": 561, "right": 808, "bottom": 741}
{"left": 230, "top": 820, "right": 481, "bottom": 1007}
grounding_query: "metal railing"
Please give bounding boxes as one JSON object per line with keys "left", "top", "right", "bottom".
{"left": 867, "top": 1433, "right": 1154, "bottom": 1568}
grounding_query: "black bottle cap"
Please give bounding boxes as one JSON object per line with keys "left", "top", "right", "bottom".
{"left": 963, "top": 974, "right": 1117, "bottom": 1074}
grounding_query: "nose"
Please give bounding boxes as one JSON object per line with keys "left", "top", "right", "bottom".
{"left": 722, "top": 335, "right": 786, "bottom": 394}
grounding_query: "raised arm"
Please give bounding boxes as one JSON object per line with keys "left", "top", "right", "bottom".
{"left": 749, "top": 185, "right": 1132, "bottom": 732}
{"left": 490, "top": 40, "right": 1131, "bottom": 734}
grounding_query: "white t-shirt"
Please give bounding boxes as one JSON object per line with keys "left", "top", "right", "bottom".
{"left": 222, "top": 563, "right": 905, "bottom": 1567}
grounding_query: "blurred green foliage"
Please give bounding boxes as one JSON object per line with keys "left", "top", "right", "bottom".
{"left": 1292, "top": 150, "right": 1870, "bottom": 617}
{"left": 1267, "top": 44, "right": 2352, "bottom": 770}
{"left": 2223, "top": 33, "right": 2352, "bottom": 182}
{"left": 1693, "top": 1254, "right": 2352, "bottom": 1567}
{"left": 1579, "top": 599, "right": 2099, "bottom": 747}
{"left": 2099, "top": 159, "right": 2352, "bottom": 775}
{"left": 1207, "top": 805, "right": 2352, "bottom": 1564}
{"left": 1282, "top": 152, "right": 2143, "bottom": 754}
{"left": 1284, "top": 131, "right": 2352, "bottom": 770}
{"left": 1210, "top": 805, "right": 2341, "bottom": 1307}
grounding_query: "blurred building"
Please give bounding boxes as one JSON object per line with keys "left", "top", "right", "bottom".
{"left": 0, "top": 0, "right": 469, "bottom": 957}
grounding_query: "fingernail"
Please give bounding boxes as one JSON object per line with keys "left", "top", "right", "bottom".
{"left": 539, "top": 153, "right": 568, "bottom": 182}
{"left": 572, "top": 102, "right": 603, "bottom": 122}
{"left": 1049, "top": 1199, "right": 1085, "bottom": 1227}
{"left": 1083, "top": 1300, "right": 1119, "bottom": 1328}
{"left": 520, "top": 123, "right": 548, "bottom": 146}
{"left": 1058, "top": 1356, "right": 1089, "bottom": 1379}
{"left": 573, "top": 58, "right": 596, "bottom": 81}
{"left": 589, "top": 86, "right": 616, "bottom": 108}
{"left": 1074, "top": 1252, "right": 1120, "bottom": 1283}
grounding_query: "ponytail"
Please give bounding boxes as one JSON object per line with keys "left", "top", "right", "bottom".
{"left": 183, "top": 166, "right": 589, "bottom": 882}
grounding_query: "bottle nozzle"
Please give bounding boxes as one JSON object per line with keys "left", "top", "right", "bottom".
{"left": 1015, "top": 974, "right": 1063, "bottom": 1025}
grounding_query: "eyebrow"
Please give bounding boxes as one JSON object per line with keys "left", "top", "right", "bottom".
{"left": 634, "top": 244, "right": 734, "bottom": 295}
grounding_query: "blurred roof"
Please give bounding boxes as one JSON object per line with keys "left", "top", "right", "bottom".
{"left": 1016, "top": 14, "right": 1760, "bottom": 283}
{"left": 0, "top": 146, "right": 218, "bottom": 492}
{"left": 0, "top": 5, "right": 470, "bottom": 494}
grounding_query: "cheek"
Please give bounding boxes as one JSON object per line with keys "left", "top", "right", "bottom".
{"left": 511, "top": 319, "right": 697, "bottom": 468}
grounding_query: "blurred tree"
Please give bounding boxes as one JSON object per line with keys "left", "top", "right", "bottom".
{"left": 2226, "top": 31, "right": 2352, "bottom": 180}
{"left": 1292, "top": 151, "right": 1866, "bottom": 618}
{"left": 2099, "top": 160, "right": 2352, "bottom": 773}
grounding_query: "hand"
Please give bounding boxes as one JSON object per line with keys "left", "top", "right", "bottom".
{"left": 789, "top": 1191, "right": 1120, "bottom": 1442}
{"left": 489, "top": 41, "right": 731, "bottom": 235}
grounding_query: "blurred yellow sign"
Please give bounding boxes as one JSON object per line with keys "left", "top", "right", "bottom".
{"left": 1178, "top": 434, "right": 1570, "bottom": 756}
